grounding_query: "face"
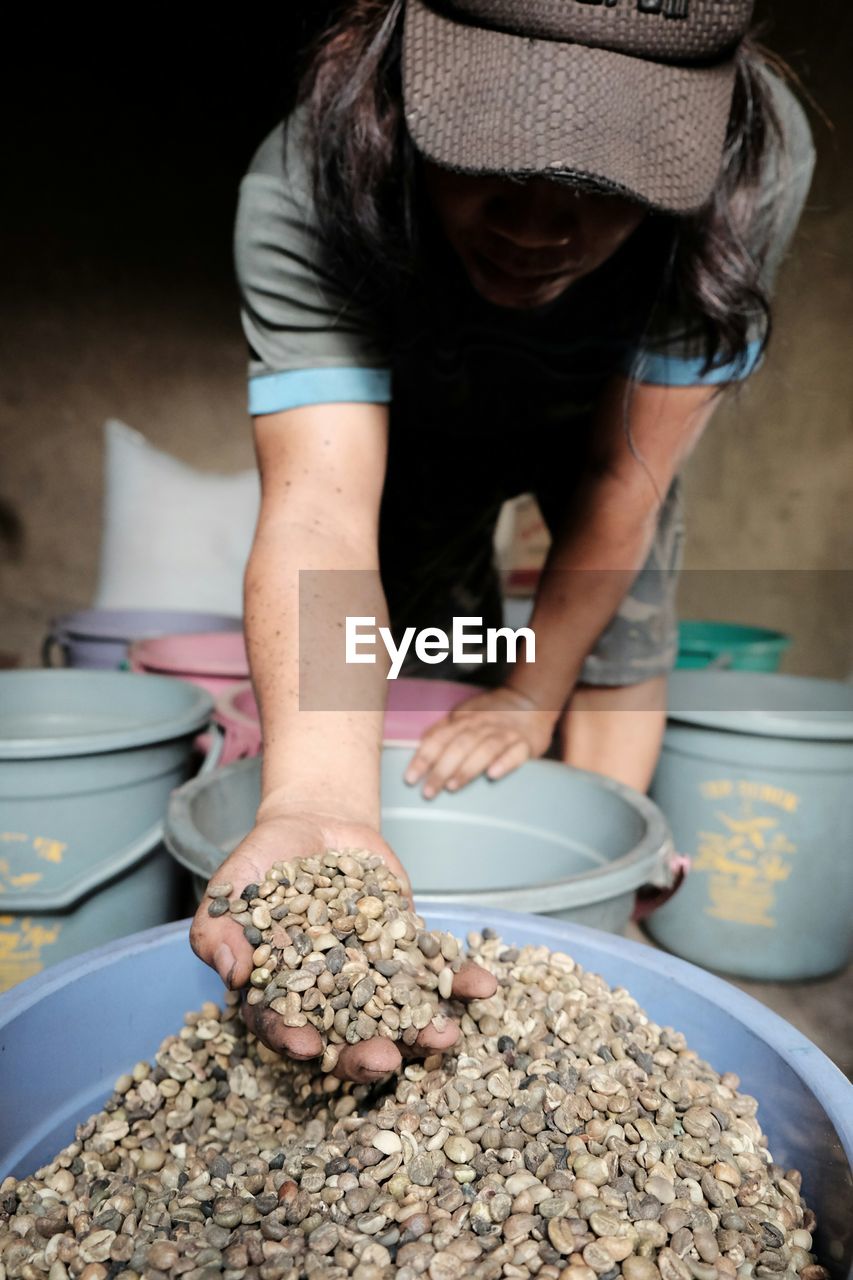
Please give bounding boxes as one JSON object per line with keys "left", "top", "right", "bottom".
{"left": 422, "top": 162, "right": 646, "bottom": 311}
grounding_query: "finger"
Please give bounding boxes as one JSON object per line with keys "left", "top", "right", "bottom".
{"left": 334, "top": 1037, "right": 403, "bottom": 1083}
{"left": 486, "top": 738, "right": 532, "bottom": 781}
{"left": 241, "top": 998, "right": 324, "bottom": 1060}
{"left": 190, "top": 900, "right": 256, "bottom": 990}
{"left": 413, "top": 1019, "right": 460, "bottom": 1053}
{"left": 445, "top": 733, "right": 517, "bottom": 793}
{"left": 404, "top": 721, "right": 458, "bottom": 785}
{"left": 421, "top": 728, "right": 488, "bottom": 799}
{"left": 380, "top": 852, "right": 415, "bottom": 909}
{"left": 189, "top": 845, "right": 273, "bottom": 984}
{"left": 452, "top": 960, "right": 498, "bottom": 1001}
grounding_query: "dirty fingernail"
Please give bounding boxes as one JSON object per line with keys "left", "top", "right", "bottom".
{"left": 213, "top": 943, "right": 236, "bottom": 986}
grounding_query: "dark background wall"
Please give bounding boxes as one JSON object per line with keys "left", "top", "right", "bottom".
{"left": 1, "top": 4, "right": 850, "bottom": 671}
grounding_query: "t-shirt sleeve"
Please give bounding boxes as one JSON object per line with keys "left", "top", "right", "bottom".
{"left": 233, "top": 111, "right": 392, "bottom": 416}
{"left": 624, "top": 67, "right": 816, "bottom": 388}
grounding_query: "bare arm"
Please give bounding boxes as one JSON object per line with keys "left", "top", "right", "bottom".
{"left": 506, "top": 376, "right": 719, "bottom": 710}
{"left": 246, "top": 401, "right": 391, "bottom": 829}
{"left": 192, "top": 400, "right": 496, "bottom": 1078}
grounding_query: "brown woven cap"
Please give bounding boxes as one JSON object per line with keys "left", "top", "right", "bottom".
{"left": 403, "top": 0, "right": 755, "bottom": 212}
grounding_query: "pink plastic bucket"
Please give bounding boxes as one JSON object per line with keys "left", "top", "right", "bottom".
{"left": 128, "top": 632, "right": 249, "bottom": 698}
{"left": 213, "top": 682, "right": 261, "bottom": 766}
{"left": 214, "top": 677, "right": 482, "bottom": 766}
{"left": 383, "top": 678, "right": 482, "bottom": 743}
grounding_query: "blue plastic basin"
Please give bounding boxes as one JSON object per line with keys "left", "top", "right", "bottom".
{"left": 0, "top": 910, "right": 850, "bottom": 1275}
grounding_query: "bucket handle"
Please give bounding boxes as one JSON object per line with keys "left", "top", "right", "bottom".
{"left": 42, "top": 629, "right": 68, "bottom": 668}
{"left": 707, "top": 651, "right": 733, "bottom": 670}
{"left": 632, "top": 853, "right": 691, "bottom": 922}
{"left": 214, "top": 715, "right": 261, "bottom": 767}
{"left": 196, "top": 723, "right": 225, "bottom": 776}
{"left": 166, "top": 757, "right": 258, "bottom": 884}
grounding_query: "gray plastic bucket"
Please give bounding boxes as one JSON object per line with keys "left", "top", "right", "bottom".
{"left": 0, "top": 671, "right": 221, "bottom": 989}
{"left": 165, "top": 748, "right": 677, "bottom": 933}
{"left": 0, "top": 913, "right": 850, "bottom": 1276}
{"left": 648, "top": 671, "right": 853, "bottom": 980}
{"left": 42, "top": 608, "right": 242, "bottom": 670}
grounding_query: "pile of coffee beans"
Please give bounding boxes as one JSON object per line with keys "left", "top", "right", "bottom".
{"left": 205, "top": 850, "right": 462, "bottom": 1071}
{"left": 0, "top": 852, "right": 829, "bottom": 1280}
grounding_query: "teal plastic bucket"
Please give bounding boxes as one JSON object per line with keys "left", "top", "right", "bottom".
{"left": 165, "top": 748, "right": 678, "bottom": 934}
{"left": 676, "top": 620, "right": 791, "bottom": 671}
{"left": 648, "top": 671, "right": 853, "bottom": 980}
{"left": 0, "top": 671, "right": 220, "bottom": 990}
{"left": 1, "top": 916, "right": 851, "bottom": 1276}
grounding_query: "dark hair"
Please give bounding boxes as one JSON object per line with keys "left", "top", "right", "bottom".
{"left": 299, "top": 0, "right": 783, "bottom": 376}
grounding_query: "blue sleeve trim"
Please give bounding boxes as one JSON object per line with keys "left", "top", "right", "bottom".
{"left": 625, "top": 339, "right": 764, "bottom": 387}
{"left": 248, "top": 367, "right": 392, "bottom": 415}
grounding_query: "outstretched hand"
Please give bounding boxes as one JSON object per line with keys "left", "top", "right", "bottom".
{"left": 189, "top": 810, "right": 497, "bottom": 1082}
{"left": 404, "top": 685, "right": 558, "bottom": 799}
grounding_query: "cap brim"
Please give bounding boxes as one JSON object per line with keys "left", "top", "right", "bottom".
{"left": 403, "top": 0, "right": 736, "bottom": 213}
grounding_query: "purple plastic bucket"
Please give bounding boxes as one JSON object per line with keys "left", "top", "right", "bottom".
{"left": 43, "top": 609, "right": 242, "bottom": 671}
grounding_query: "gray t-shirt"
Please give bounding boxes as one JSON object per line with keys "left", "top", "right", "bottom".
{"left": 234, "top": 65, "right": 815, "bottom": 420}
{"left": 232, "top": 66, "right": 814, "bottom": 686}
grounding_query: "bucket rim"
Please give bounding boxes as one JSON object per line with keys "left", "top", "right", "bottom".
{"left": 128, "top": 633, "right": 248, "bottom": 680}
{"left": 666, "top": 671, "right": 853, "bottom": 742}
{"left": 0, "top": 671, "right": 215, "bottom": 759}
{"left": 388, "top": 746, "right": 676, "bottom": 907}
{"left": 678, "top": 620, "right": 791, "bottom": 652}
{"left": 165, "top": 753, "right": 677, "bottom": 908}
{"left": 47, "top": 608, "right": 242, "bottom": 644}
